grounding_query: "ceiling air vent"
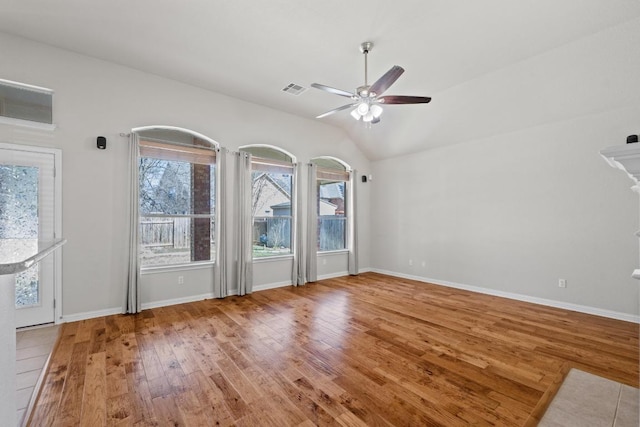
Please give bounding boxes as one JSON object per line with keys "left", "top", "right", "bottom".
{"left": 282, "top": 83, "right": 307, "bottom": 96}
{"left": 0, "top": 79, "right": 55, "bottom": 130}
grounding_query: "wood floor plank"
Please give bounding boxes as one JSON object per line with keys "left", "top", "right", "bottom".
{"left": 79, "top": 352, "right": 107, "bottom": 426}
{"left": 185, "top": 372, "right": 235, "bottom": 427}
{"left": 51, "top": 341, "right": 90, "bottom": 426}
{"left": 28, "top": 272, "right": 639, "bottom": 426}
{"left": 209, "top": 371, "right": 250, "bottom": 420}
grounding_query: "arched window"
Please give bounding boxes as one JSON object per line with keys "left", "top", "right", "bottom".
{"left": 135, "top": 126, "right": 218, "bottom": 268}
{"left": 311, "top": 157, "right": 351, "bottom": 252}
{"left": 240, "top": 145, "right": 296, "bottom": 258}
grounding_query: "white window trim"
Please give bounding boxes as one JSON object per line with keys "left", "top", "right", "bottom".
{"left": 0, "top": 116, "right": 56, "bottom": 131}
{"left": 317, "top": 249, "right": 349, "bottom": 256}
{"left": 140, "top": 261, "right": 215, "bottom": 275}
{"left": 252, "top": 254, "right": 294, "bottom": 263}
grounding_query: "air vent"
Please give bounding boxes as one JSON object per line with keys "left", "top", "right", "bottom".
{"left": 0, "top": 79, "right": 54, "bottom": 129}
{"left": 282, "top": 83, "right": 307, "bottom": 96}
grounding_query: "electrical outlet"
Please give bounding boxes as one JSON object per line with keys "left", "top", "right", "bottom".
{"left": 558, "top": 279, "right": 566, "bottom": 288}
{"left": 322, "top": 258, "right": 327, "bottom": 265}
{"left": 421, "top": 261, "right": 426, "bottom": 267}
{"left": 178, "top": 276, "right": 184, "bottom": 285}
{"left": 409, "top": 259, "right": 413, "bottom": 266}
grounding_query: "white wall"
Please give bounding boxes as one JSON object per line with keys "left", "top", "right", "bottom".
{"left": 2, "top": 16, "right": 637, "bottom": 322}
{"left": 0, "top": 32, "right": 371, "bottom": 320}
{"left": 370, "top": 17, "right": 640, "bottom": 319}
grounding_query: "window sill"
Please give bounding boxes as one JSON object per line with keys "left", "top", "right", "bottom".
{"left": 0, "top": 116, "right": 56, "bottom": 131}
{"left": 141, "top": 261, "right": 214, "bottom": 275}
{"left": 252, "top": 254, "right": 294, "bottom": 264}
{"left": 318, "top": 249, "right": 349, "bottom": 256}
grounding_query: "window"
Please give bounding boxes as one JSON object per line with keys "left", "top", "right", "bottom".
{"left": 313, "top": 159, "right": 349, "bottom": 252}
{"left": 0, "top": 79, "right": 54, "bottom": 127}
{"left": 241, "top": 146, "right": 295, "bottom": 258}
{"left": 138, "top": 130, "right": 216, "bottom": 268}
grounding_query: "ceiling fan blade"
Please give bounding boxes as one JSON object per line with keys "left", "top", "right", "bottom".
{"left": 369, "top": 65, "right": 404, "bottom": 96}
{"left": 311, "top": 83, "right": 355, "bottom": 98}
{"left": 379, "top": 95, "right": 432, "bottom": 104}
{"left": 316, "top": 103, "right": 357, "bottom": 119}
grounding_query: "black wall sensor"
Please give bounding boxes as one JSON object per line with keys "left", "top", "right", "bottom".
{"left": 97, "top": 136, "right": 107, "bottom": 149}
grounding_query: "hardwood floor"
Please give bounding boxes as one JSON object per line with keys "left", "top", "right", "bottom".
{"left": 27, "top": 273, "right": 639, "bottom": 426}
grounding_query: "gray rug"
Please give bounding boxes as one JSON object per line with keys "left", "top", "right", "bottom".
{"left": 539, "top": 369, "right": 639, "bottom": 427}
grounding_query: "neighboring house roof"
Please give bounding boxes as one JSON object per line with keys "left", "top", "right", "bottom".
{"left": 270, "top": 201, "right": 291, "bottom": 209}
{"left": 321, "top": 200, "right": 337, "bottom": 209}
{"left": 253, "top": 173, "right": 291, "bottom": 217}
{"left": 255, "top": 172, "right": 290, "bottom": 199}
{"left": 319, "top": 182, "right": 344, "bottom": 199}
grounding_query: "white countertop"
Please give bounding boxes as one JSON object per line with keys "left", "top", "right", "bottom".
{"left": 0, "top": 238, "right": 66, "bottom": 275}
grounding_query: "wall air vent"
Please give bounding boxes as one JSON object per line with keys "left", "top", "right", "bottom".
{"left": 0, "top": 79, "right": 55, "bottom": 130}
{"left": 281, "top": 83, "right": 307, "bottom": 96}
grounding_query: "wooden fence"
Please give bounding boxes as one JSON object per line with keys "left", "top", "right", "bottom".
{"left": 318, "top": 216, "right": 346, "bottom": 251}
{"left": 140, "top": 217, "right": 191, "bottom": 249}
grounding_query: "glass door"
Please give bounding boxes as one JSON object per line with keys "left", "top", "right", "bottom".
{"left": 0, "top": 144, "right": 58, "bottom": 327}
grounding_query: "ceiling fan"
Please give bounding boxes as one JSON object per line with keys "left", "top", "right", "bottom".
{"left": 311, "top": 42, "right": 431, "bottom": 124}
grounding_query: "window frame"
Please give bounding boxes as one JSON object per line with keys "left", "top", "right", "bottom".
{"left": 249, "top": 155, "right": 295, "bottom": 259}
{"left": 0, "top": 78, "right": 56, "bottom": 130}
{"left": 138, "top": 136, "right": 217, "bottom": 271}
{"left": 315, "top": 166, "right": 349, "bottom": 253}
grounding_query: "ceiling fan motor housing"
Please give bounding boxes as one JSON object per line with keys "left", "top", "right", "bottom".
{"left": 357, "top": 85, "right": 373, "bottom": 98}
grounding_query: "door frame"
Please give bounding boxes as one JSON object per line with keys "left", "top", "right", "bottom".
{"left": 0, "top": 142, "right": 62, "bottom": 325}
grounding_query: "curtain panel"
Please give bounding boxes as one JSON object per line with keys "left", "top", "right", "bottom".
{"left": 236, "top": 151, "right": 253, "bottom": 295}
{"left": 125, "top": 133, "right": 141, "bottom": 314}
{"left": 214, "top": 147, "right": 232, "bottom": 298}
{"left": 348, "top": 169, "right": 359, "bottom": 275}
{"left": 292, "top": 162, "right": 307, "bottom": 285}
{"left": 306, "top": 163, "right": 318, "bottom": 282}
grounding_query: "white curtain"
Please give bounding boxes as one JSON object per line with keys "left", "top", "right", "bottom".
{"left": 214, "top": 147, "right": 232, "bottom": 298}
{"left": 292, "top": 163, "right": 306, "bottom": 285}
{"left": 348, "top": 169, "right": 359, "bottom": 275}
{"left": 125, "top": 133, "right": 140, "bottom": 313}
{"left": 236, "top": 151, "right": 253, "bottom": 295}
{"left": 306, "top": 163, "right": 318, "bottom": 282}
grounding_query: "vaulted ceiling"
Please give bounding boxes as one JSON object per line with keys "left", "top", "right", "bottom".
{"left": 1, "top": 0, "right": 638, "bottom": 160}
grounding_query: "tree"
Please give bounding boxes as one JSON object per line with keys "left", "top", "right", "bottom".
{"left": 139, "top": 158, "right": 191, "bottom": 214}
{"left": 251, "top": 172, "right": 269, "bottom": 217}
{"left": 0, "top": 165, "right": 38, "bottom": 239}
{"left": 267, "top": 217, "right": 287, "bottom": 249}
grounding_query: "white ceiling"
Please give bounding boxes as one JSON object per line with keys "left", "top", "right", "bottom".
{"left": 1, "top": 0, "right": 639, "bottom": 160}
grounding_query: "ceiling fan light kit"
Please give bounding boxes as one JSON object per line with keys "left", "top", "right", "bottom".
{"left": 312, "top": 41, "right": 431, "bottom": 125}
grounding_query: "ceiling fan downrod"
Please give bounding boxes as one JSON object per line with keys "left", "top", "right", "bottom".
{"left": 360, "top": 42, "right": 373, "bottom": 90}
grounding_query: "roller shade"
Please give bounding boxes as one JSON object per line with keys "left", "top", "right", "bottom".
{"left": 139, "top": 139, "right": 216, "bottom": 165}
{"left": 316, "top": 167, "right": 349, "bottom": 182}
{"left": 251, "top": 156, "right": 294, "bottom": 174}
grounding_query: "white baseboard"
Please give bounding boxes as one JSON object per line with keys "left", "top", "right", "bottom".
{"left": 370, "top": 269, "right": 640, "bottom": 324}
{"left": 250, "top": 271, "right": 372, "bottom": 292}
{"left": 253, "top": 280, "right": 291, "bottom": 292}
{"left": 318, "top": 270, "right": 350, "bottom": 281}
{"left": 141, "top": 293, "right": 214, "bottom": 310}
{"left": 61, "top": 307, "right": 123, "bottom": 323}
